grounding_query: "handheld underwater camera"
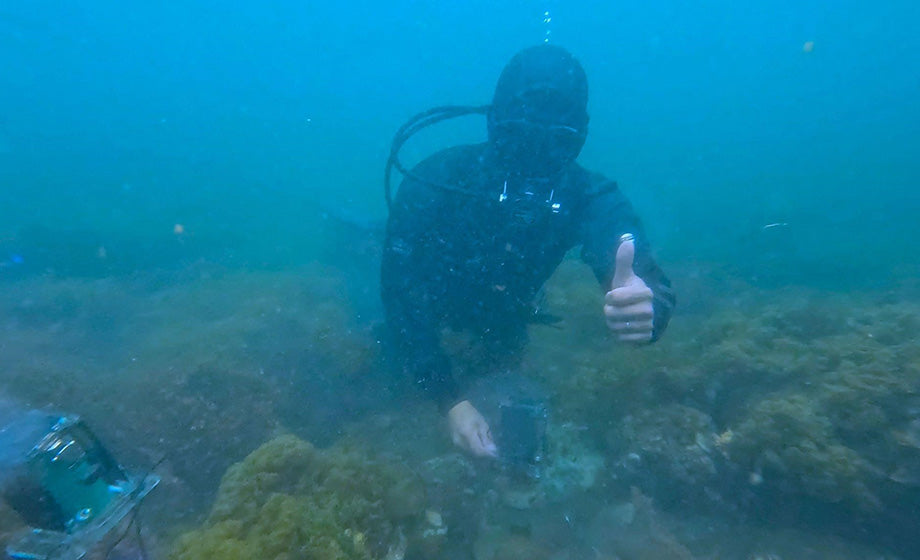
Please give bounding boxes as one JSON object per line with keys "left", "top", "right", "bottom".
{"left": 2, "top": 415, "right": 159, "bottom": 560}
{"left": 498, "top": 399, "right": 548, "bottom": 478}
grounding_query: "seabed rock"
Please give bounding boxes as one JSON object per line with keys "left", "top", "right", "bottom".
{"left": 170, "top": 434, "right": 430, "bottom": 560}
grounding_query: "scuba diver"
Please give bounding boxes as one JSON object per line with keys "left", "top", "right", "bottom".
{"left": 381, "top": 44, "right": 675, "bottom": 459}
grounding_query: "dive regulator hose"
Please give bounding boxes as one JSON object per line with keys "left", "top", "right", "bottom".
{"left": 384, "top": 105, "right": 489, "bottom": 211}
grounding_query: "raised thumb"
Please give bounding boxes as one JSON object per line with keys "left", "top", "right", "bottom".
{"left": 611, "top": 234, "right": 636, "bottom": 289}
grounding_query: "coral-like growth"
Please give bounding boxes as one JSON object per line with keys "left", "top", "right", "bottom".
{"left": 608, "top": 404, "right": 719, "bottom": 506}
{"left": 585, "top": 487, "right": 694, "bottom": 560}
{"left": 0, "top": 265, "right": 379, "bottom": 510}
{"left": 171, "top": 434, "right": 426, "bottom": 560}
{"left": 527, "top": 259, "right": 920, "bottom": 525}
{"left": 727, "top": 394, "right": 879, "bottom": 510}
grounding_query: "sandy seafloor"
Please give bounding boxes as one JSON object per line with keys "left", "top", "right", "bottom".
{"left": 1, "top": 245, "right": 918, "bottom": 560}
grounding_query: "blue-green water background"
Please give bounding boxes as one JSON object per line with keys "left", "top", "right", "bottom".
{"left": 1, "top": 1, "right": 919, "bottom": 558}
{"left": 2, "top": 0, "right": 917, "bottom": 287}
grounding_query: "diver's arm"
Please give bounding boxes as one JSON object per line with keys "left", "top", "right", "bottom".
{"left": 381, "top": 146, "right": 498, "bottom": 457}
{"left": 580, "top": 183, "right": 675, "bottom": 341}
{"left": 382, "top": 251, "right": 495, "bottom": 454}
{"left": 381, "top": 174, "right": 462, "bottom": 411}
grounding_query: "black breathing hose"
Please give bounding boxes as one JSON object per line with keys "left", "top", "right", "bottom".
{"left": 384, "top": 105, "right": 490, "bottom": 211}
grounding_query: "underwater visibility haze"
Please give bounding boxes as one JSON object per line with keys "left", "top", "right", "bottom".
{"left": 1, "top": 1, "right": 918, "bottom": 559}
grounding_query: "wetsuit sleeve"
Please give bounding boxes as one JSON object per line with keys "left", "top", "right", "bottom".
{"left": 381, "top": 162, "right": 460, "bottom": 412}
{"left": 579, "top": 180, "right": 675, "bottom": 341}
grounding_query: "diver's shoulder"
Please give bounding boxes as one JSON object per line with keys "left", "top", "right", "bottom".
{"left": 568, "top": 162, "right": 619, "bottom": 197}
{"left": 398, "top": 144, "right": 485, "bottom": 200}
{"left": 405, "top": 144, "right": 486, "bottom": 186}
{"left": 415, "top": 143, "right": 487, "bottom": 172}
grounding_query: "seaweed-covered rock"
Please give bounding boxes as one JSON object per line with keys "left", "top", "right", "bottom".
{"left": 586, "top": 488, "right": 694, "bottom": 560}
{"left": 473, "top": 530, "right": 551, "bottom": 560}
{"left": 607, "top": 404, "right": 720, "bottom": 507}
{"left": 526, "top": 260, "right": 920, "bottom": 547}
{"left": 171, "top": 434, "right": 427, "bottom": 560}
{"left": 541, "top": 421, "right": 606, "bottom": 500}
{"left": 726, "top": 394, "right": 880, "bottom": 511}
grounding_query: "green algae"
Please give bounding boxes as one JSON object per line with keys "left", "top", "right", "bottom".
{"left": 171, "top": 434, "right": 427, "bottom": 560}
{"left": 727, "top": 394, "right": 880, "bottom": 510}
{"left": 609, "top": 404, "right": 719, "bottom": 505}
{"left": 2, "top": 253, "right": 917, "bottom": 556}
{"left": 527, "top": 259, "right": 920, "bottom": 522}
{"left": 0, "top": 265, "right": 378, "bottom": 504}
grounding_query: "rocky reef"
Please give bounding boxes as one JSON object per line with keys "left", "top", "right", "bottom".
{"left": 170, "top": 434, "right": 431, "bottom": 560}
{"left": 0, "top": 265, "right": 381, "bottom": 508}
{"left": 1, "top": 254, "right": 916, "bottom": 557}
{"left": 528, "top": 260, "right": 920, "bottom": 550}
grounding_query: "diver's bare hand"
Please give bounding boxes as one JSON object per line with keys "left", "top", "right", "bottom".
{"left": 448, "top": 400, "right": 498, "bottom": 458}
{"left": 604, "top": 235, "right": 654, "bottom": 343}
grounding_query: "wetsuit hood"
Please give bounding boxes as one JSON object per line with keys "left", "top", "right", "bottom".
{"left": 488, "top": 44, "right": 589, "bottom": 177}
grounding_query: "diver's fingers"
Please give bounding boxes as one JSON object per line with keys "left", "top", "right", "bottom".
{"left": 478, "top": 426, "right": 498, "bottom": 458}
{"left": 605, "top": 286, "right": 653, "bottom": 306}
{"left": 468, "top": 423, "right": 497, "bottom": 458}
{"left": 611, "top": 236, "right": 636, "bottom": 289}
{"left": 617, "top": 331, "right": 653, "bottom": 343}
{"left": 606, "top": 319, "right": 654, "bottom": 333}
{"left": 605, "top": 300, "right": 653, "bottom": 320}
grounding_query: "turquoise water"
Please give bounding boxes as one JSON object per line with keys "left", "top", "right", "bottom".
{"left": 1, "top": 1, "right": 918, "bottom": 558}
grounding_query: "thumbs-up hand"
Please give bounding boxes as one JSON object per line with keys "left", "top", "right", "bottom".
{"left": 604, "top": 233, "right": 654, "bottom": 343}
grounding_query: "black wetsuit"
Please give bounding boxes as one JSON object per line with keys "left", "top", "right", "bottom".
{"left": 381, "top": 142, "right": 675, "bottom": 411}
